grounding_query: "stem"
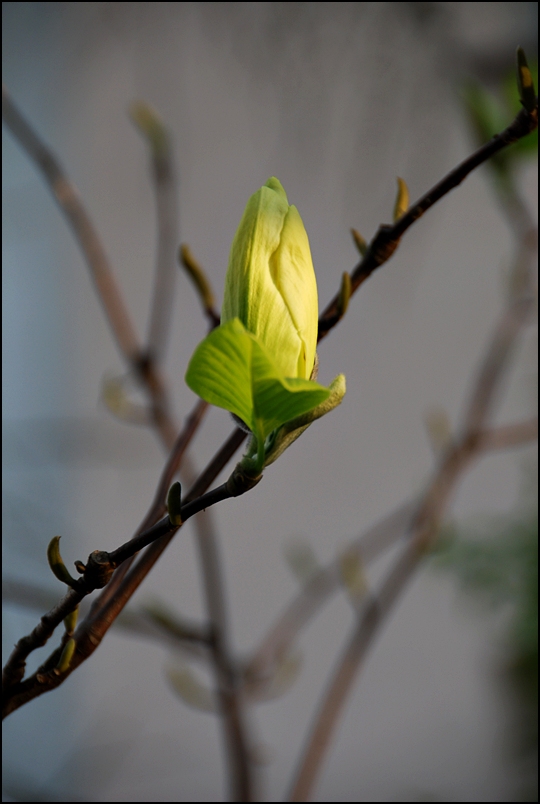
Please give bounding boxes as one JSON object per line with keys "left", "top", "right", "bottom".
{"left": 318, "top": 99, "right": 538, "bottom": 341}
{"left": 194, "top": 511, "right": 254, "bottom": 800}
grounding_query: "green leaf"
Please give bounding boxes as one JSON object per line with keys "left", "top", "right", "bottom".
{"left": 185, "top": 318, "right": 255, "bottom": 430}
{"left": 185, "top": 318, "right": 331, "bottom": 449}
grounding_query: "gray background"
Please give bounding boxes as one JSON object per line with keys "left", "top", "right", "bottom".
{"left": 3, "top": 3, "right": 537, "bottom": 801}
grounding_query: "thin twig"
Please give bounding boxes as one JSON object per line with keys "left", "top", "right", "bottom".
{"left": 194, "top": 507, "right": 254, "bottom": 801}
{"left": 2, "top": 84, "right": 179, "bottom": 450}
{"left": 247, "top": 411, "right": 538, "bottom": 700}
{"left": 130, "top": 103, "right": 179, "bottom": 363}
{"left": 2, "top": 85, "right": 140, "bottom": 362}
{"left": 86, "top": 426, "right": 246, "bottom": 632}
{"left": 2, "top": 86, "right": 536, "bottom": 739}
{"left": 1, "top": 433, "right": 243, "bottom": 711}
{"left": 318, "top": 99, "right": 538, "bottom": 340}
{"left": 462, "top": 298, "right": 534, "bottom": 434}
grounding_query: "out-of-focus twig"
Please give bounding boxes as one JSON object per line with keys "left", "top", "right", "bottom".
{"left": 1, "top": 88, "right": 243, "bottom": 721}
{"left": 2, "top": 84, "right": 178, "bottom": 449}
{"left": 193, "top": 500, "right": 254, "bottom": 801}
{"left": 248, "top": 413, "right": 538, "bottom": 705}
{"left": 2, "top": 85, "right": 140, "bottom": 363}
{"left": 246, "top": 501, "right": 416, "bottom": 687}
{"left": 130, "top": 102, "right": 179, "bottom": 363}
{"left": 478, "top": 418, "right": 538, "bottom": 451}
{"left": 130, "top": 102, "right": 253, "bottom": 796}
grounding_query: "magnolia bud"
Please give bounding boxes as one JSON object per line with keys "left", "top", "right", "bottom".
{"left": 222, "top": 177, "right": 318, "bottom": 380}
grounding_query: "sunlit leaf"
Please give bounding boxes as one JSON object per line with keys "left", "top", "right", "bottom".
{"left": 185, "top": 318, "right": 331, "bottom": 446}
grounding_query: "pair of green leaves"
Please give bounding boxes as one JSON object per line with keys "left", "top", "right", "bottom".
{"left": 185, "top": 318, "right": 331, "bottom": 469}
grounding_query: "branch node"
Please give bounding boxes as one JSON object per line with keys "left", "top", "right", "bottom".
{"left": 80, "top": 550, "right": 115, "bottom": 590}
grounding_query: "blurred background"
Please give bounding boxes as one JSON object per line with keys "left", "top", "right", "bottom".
{"left": 2, "top": 3, "right": 537, "bottom": 801}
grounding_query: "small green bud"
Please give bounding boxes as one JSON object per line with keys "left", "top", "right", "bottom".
{"left": 64, "top": 607, "right": 79, "bottom": 636}
{"left": 47, "top": 536, "right": 77, "bottom": 588}
{"left": 393, "top": 177, "right": 409, "bottom": 222}
{"left": 167, "top": 481, "right": 183, "bottom": 527}
{"left": 351, "top": 228, "right": 368, "bottom": 257}
{"left": 337, "top": 272, "right": 351, "bottom": 318}
{"left": 129, "top": 101, "right": 169, "bottom": 160}
{"left": 56, "top": 638, "right": 76, "bottom": 674}
{"left": 516, "top": 47, "right": 536, "bottom": 113}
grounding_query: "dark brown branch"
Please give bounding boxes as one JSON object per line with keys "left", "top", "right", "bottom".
{"left": 89, "top": 426, "right": 247, "bottom": 630}
{"left": 93, "top": 398, "right": 209, "bottom": 612}
{"left": 3, "top": 83, "right": 537, "bottom": 736}
{"left": 2, "top": 427, "right": 247, "bottom": 719}
{"left": 2, "top": 587, "right": 84, "bottom": 689}
{"left": 318, "top": 99, "right": 538, "bottom": 341}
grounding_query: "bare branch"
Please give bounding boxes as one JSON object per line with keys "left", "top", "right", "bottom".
{"left": 289, "top": 540, "right": 422, "bottom": 802}
{"left": 2, "top": 586, "right": 85, "bottom": 690}
{"left": 462, "top": 298, "right": 534, "bottom": 435}
{"left": 478, "top": 418, "right": 538, "bottom": 451}
{"left": 2, "top": 85, "right": 141, "bottom": 362}
{"left": 130, "top": 102, "right": 180, "bottom": 363}
{"left": 194, "top": 507, "right": 254, "bottom": 800}
{"left": 318, "top": 99, "right": 538, "bottom": 340}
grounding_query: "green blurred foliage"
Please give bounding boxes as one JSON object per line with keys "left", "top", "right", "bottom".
{"left": 433, "top": 469, "right": 538, "bottom": 800}
{"left": 462, "top": 60, "right": 538, "bottom": 183}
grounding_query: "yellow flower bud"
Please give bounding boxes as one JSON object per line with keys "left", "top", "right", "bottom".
{"left": 221, "top": 177, "right": 318, "bottom": 380}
